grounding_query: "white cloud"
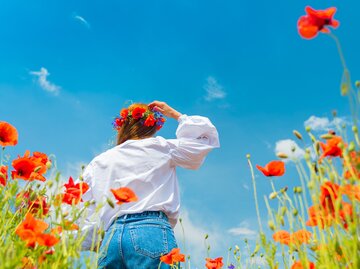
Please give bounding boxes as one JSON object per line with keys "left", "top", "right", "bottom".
{"left": 275, "top": 139, "right": 305, "bottom": 161}
{"left": 204, "top": 76, "right": 226, "bottom": 101}
{"left": 30, "top": 67, "right": 60, "bottom": 95}
{"left": 304, "top": 115, "right": 346, "bottom": 132}
{"left": 73, "top": 14, "right": 91, "bottom": 28}
{"left": 227, "top": 221, "right": 257, "bottom": 239}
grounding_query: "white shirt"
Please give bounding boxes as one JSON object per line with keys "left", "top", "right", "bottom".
{"left": 80, "top": 114, "right": 220, "bottom": 250}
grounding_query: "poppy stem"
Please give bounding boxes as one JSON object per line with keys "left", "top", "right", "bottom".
{"left": 247, "top": 157, "right": 263, "bottom": 233}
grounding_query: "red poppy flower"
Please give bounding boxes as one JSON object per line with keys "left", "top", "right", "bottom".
{"left": 62, "top": 177, "right": 89, "bottom": 205}
{"left": 290, "top": 229, "right": 312, "bottom": 245}
{"left": 319, "top": 136, "right": 343, "bottom": 159}
{"left": 273, "top": 230, "right": 291, "bottom": 245}
{"left": 120, "top": 108, "right": 128, "bottom": 118}
{"left": 160, "top": 248, "right": 185, "bottom": 265}
{"left": 297, "top": 6, "right": 339, "bottom": 39}
{"left": 340, "top": 184, "right": 360, "bottom": 201}
{"left": 0, "top": 165, "right": 8, "bottom": 186}
{"left": 320, "top": 181, "right": 340, "bottom": 214}
{"left": 291, "top": 261, "right": 315, "bottom": 269}
{"left": 205, "top": 257, "right": 224, "bottom": 269}
{"left": 12, "top": 151, "right": 47, "bottom": 181}
{"left": 110, "top": 187, "right": 138, "bottom": 205}
{"left": 131, "top": 107, "right": 146, "bottom": 120}
{"left": 15, "top": 213, "right": 57, "bottom": 248}
{"left": 0, "top": 121, "right": 18, "bottom": 147}
{"left": 144, "top": 114, "right": 156, "bottom": 127}
{"left": 18, "top": 190, "right": 50, "bottom": 216}
{"left": 306, "top": 205, "right": 333, "bottom": 228}
{"left": 256, "top": 161, "right": 285, "bottom": 177}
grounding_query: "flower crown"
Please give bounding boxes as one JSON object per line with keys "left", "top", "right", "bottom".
{"left": 112, "top": 105, "right": 166, "bottom": 131}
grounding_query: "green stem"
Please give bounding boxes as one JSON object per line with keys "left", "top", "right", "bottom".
{"left": 247, "top": 158, "right": 263, "bottom": 233}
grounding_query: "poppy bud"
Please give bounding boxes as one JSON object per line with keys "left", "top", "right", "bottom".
{"left": 277, "top": 152, "right": 288, "bottom": 159}
{"left": 307, "top": 181, "right": 315, "bottom": 190}
{"left": 292, "top": 209, "right": 298, "bottom": 216}
{"left": 46, "top": 161, "right": 52, "bottom": 170}
{"left": 106, "top": 198, "right": 115, "bottom": 208}
{"left": 269, "top": 192, "right": 278, "bottom": 199}
{"left": 46, "top": 180, "right": 53, "bottom": 188}
{"left": 205, "top": 234, "right": 209, "bottom": 240}
{"left": 84, "top": 201, "right": 91, "bottom": 207}
{"left": 320, "top": 133, "right": 334, "bottom": 140}
{"left": 246, "top": 154, "right": 251, "bottom": 159}
{"left": 305, "top": 126, "right": 311, "bottom": 132}
{"left": 235, "top": 245, "right": 240, "bottom": 251}
{"left": 341, "top": 83, "right": 349, "bottom": 96}
{"left": 280, "top": 207, "right": 287, "bottom": 216}
{"left": 293, "top": 187, "right": 302, "bottom": 193}
{"left": 353, "top": 126, "right": 358, "bottom": 133}
{"left": 34, "top": 166, "right": 43, "bottom": 173}
{"left": 280, "top": 186, "right": 288, "bottom": 194}
{"left": 304, "top": 152, "right": 310, "bottom": 161}
{"left": 279, "top": 216, "right": 285, "bottom": 226}
{"left": 63, "top": 211, "right": 69, "bottom": 217}
{"left": 355, "top": 81, "right": 360, "bottom": 88}
{"left": 293, "top": 130, "right": 303, "bottom": 140}
{"left": 179, "top": 218, "right": 182, "bottom": 223}
{"left": 348, "top": 141, "right": 356, "bottom": 152}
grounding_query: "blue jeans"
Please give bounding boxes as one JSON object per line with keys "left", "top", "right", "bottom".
{"left": 97, "top": 211, "right": 178, "bottom": 269}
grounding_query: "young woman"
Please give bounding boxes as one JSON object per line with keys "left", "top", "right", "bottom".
{"left": 80, "top": 101, "right": 220, "bottom": 268}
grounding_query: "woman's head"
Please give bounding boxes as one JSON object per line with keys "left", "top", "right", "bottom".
{"left": 114, "top": 103, "right": 165, "bottom": 145}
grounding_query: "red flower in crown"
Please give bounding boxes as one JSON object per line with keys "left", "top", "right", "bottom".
{"left": 144, "top": 114, "right": 156, "bottom": 127}
{"left": 132, "top": 107, "right": 147, "bottom": 120}
{"left": 120, "top": 108, "right": 128, "bottom": 118}
{"left": 297, "top": 6, "right": 339, "bottom": 39}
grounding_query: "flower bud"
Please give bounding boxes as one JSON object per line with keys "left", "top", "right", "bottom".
{"left": 84, "top": 201, "right": 91, "bottom": 207}
{"left": 280, "top": 207, "right": 287, "bottom": 216}
{"left": 279, "top": 217, "right": 285, "bottom": 226}
{"left": 280, "top": 186, "right": 288, "bottom": 194}
{"left": 246, "top": 154, "right": 251, "bottom": 159}
{"left": 268, "top": 220, "right": 275, "bottom": 231}
{"left": 293, "top": 186, "right": 302, "bottom": 194}
{"left": 293, "top": 130, "right": 303, "bottom": 140}
{"left": 320, "top": 133, "right": 334, "bottom": 140}
{"left": 292, "top": 208, "right": 298, "bottom": 216}
{"left": 269, "top": 192, "right": 278, "bottom": 199}
{"left": 235, "top": 245, "right": 240, "bottom": 251}
{"left": 341, "top": 83, "right": 349, "bottom": 96}
{"left": 348, "top": 141, "right": 356, "bottom": 152}
{"left": 46, "top": 180, "right": 53, "bottom": 188}
{"left": 277, "top": 152, "right": 288, "bottom": 159}
{"left": 305, "top": 126, "right": 311, "bottom": 132}
{"left": 106, "top": 198, "right": 115, "bottom": 208}
{"left": 355, "top": 80, "right": 360, "bottom": 88}
{"left": 205, "top": 234, "right": 209, "bottom": 240}
{"left": 46, "top": 161, "right": 52, "bottom": 170}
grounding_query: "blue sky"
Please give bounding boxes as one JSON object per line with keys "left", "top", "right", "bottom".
{"left": 1, "top": 0, "right": 359, "bottom": 267}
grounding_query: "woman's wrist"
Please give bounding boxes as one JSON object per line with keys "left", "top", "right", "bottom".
{"left": 172, "top": 111, "right": 182, "bottom": 121}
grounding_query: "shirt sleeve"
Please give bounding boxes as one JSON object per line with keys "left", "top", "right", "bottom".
{"left": 79, "top": 162, "right": 102, "bottom": 251}
{"left": 167, "top": 114, "right": 220, "bottom": 170}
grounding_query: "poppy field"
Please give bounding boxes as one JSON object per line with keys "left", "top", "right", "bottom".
{"left": 0, "top": 5, "right": 359, "bottom": 269}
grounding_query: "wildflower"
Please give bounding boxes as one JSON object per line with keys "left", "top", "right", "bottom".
{"left": 340, "top": 184, "right": 360, "bottom": 201}
{"left": 256, "top": 161, "right": 285, "bottom": 177}
{"left": 228, "top": 265, "right": 235, "bottom": 269}
{"left": 131, "top": 106, "right": 146, "bottom": 120}
{"left": 12, "top": 151, "right": 47, "bottom": 181}
{"left": 319, "top": 136, "right": 343, "bottom": 159}
{"left": 306, "top": 205, "right": 333, "bottom": 228}
{"left": 272, "top": 230, "right": 291, "bottom": 245}
{"left": 205, "top": 257, "right": 224, "bottom": 269}
{"left": 0, "top": 121, "right": 18, "bottom": 146}
{"left": 291, "top": 261, "right": 315, "bottom": 269}
{"left": 110, "top": 187, "right": 138, "bottom": 205}
{"left": 290, "top": 230, "right": 312, "bottom": 245}
{"left": 0, "top": 165, "right": 8, "bottom": 186}
{"left": 62, "top": 176, "right": 89, "bottom": 205}
{"left": 320, "top": 181, "right": 340, "bottom": 214}
{"left": 297, "top": 6, "right": 339, "bottom": 39}
{"left": 160, "top": 248, "right": 185, "bottom": 265}
{"left": 144, "top": 114, "right": 156, "bottom": 127}
{"left": 156, "top": 117, "right": 166, "bottom": 130}
{"left": 15, "top": 213, "right": 59, "bottom": 248}
{"left": 18, "top": 190, "right": 50, "bottom": 216}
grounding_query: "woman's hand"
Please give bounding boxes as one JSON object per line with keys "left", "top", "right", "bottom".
{"left": 148, "top": 101, "right": 182, "bottom": 120}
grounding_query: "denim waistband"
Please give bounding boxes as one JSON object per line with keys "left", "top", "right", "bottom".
{"left": 117, "top": 211, "right": 168, "bottom": 221}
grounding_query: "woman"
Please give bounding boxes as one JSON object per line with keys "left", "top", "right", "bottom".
{"left": 81, "top": 101, "right": 220, "bottom": 268}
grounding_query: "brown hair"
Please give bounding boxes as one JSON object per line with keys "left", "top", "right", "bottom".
{"left": 116, "top": 103, "right": 158, "bottom": 145}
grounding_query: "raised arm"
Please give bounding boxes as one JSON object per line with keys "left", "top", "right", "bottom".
{"left": 149, "top": 101, "right": 220, "bottom": 170}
